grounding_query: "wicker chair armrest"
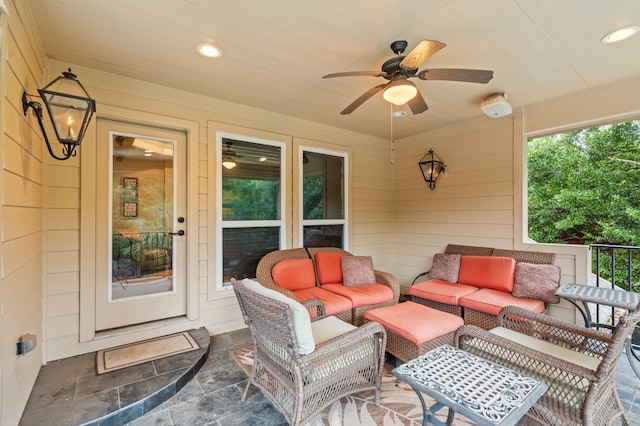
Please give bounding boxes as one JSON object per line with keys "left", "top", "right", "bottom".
{"left": 301, "top": 298, "right": 326, "bottom": 321}
{"left": 374, "top": 270, "right": 400, "bottom": 303}
{"left": 497, "top": 306, "right": 614, "bottom": 356}
{"left": 302, "top": 321, "right": 387, "bottom": 362}
{"left": 454, "top": 324, "right": 598, "bottom": 381}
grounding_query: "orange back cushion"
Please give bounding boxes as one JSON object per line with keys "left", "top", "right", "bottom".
{"left": 271, "top": 258, "right": 316, "bottom": 291}
{"left": 457, "top": 256, "right": 516, "bottom": 292}
{"left": 315, "top": 252, "right": 347, "bottom": 285}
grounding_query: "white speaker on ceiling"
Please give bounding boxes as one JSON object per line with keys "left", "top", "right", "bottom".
{"left": 481, "top": 93, "right": 512, "bottom": 118}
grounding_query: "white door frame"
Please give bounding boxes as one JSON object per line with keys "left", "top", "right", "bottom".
{"left": 80, "top": 105, "right": 199, "bottom": 342}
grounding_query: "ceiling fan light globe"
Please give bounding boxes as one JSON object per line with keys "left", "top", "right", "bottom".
{"left": 222, "top": 157, "right": 237, "bottom": 169}
{"left": 383, "top": 82, "right": 417, "bottom": 105}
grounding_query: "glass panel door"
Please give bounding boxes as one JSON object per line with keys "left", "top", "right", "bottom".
{"left": 95, "top": 119, "right": 187, "bottom": 330}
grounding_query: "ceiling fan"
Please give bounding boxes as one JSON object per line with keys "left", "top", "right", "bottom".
{"left": 223, "top": 141, "right": 244, "bottom": 158}
{"left": 323, "top": 40, "right": 494, "bottom": 115}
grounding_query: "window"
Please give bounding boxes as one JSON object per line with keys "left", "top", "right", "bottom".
{"left": 217, "top": 133, "right": 285, "bottom": 290}
{"left": 300, "top": 148, "right": 347, "bottom": 248}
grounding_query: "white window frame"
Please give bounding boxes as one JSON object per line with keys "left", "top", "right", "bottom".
{"left": 298, "top": 145, "right": 349, "bottom": 249}
{"left": 215, "top": 131, "right": 286, "bottom": 291}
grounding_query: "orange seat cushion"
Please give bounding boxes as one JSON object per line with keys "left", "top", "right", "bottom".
{"left": 294, "top": 287, "right": 352, "bottom": 317}
{"left": 271, "top": 258, "right": 316, "bottom": 291}
{"left": 315, "top": 252, "right": 347, "bottom": 284}
{"left": 320, "top": 283, "right": 394, "bottom": 307}
{"left": 459, "top": 288, "right": 546, "bottom": 316}
{"left": 364, "top": 302, "right": 464, "bottom": 346}
{"left": 407, "top": 279, "right": 478, "bottom": 305}
{"left": 458, "top": 256, "right": 516, "bottom": 292}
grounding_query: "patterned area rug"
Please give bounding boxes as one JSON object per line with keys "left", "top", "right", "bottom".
{"left": 229, "top": 345, "right": 476, "bottom": 426}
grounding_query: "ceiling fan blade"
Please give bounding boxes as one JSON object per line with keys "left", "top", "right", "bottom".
{"left": 400, "top": 40, "right": 447, "bottom": 70}
{"left": 417, "top": 68, "right": 494, "bottom": 84}
{"left": 407, "top": 88, "right": 428, "bottom": 114}
{"left": 340, "top": 84, "right": 387, "bottom": 115}
{"left": 323, "top": 71, "right": 385, "bottom": 79}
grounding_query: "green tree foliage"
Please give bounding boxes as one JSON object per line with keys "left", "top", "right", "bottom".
{"left": 222, "top": 178, "right": 280, "bottom": 221}
{"left": 528, "top": 120, "right": 640, "bottom": 245}
{"left": 303, "top": 175, "right": 323, "bottom": 219}
{"left": 529, "top": 121, "right": 640, "bottom": 290}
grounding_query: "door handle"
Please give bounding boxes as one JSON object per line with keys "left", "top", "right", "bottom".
{"left": 169, "top": 230, "right": 185, "bottom": 236}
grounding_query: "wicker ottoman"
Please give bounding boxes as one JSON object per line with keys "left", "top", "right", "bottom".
{"left": 364, "top": 301, "right": 464, "bottom": 362}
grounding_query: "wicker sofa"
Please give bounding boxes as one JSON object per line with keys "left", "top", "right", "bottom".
{"left": 408, "top": 244, "right": 560, "bottom": 329}
{"left": 256, "top": 247, "right": 400, "bottom": 325}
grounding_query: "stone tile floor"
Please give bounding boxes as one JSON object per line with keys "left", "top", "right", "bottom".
{"left": 20, "top": 327, "right": 640, "bottom": 425}
{"left": 127, "top": 328, "right": 288, "bottom": 426}
{"left": 19, "top": 328, "right": 212, "bottom": 426}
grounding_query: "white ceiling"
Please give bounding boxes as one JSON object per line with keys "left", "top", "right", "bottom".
{"left": 28, "top": 0, "right": 640, "bottom": 139}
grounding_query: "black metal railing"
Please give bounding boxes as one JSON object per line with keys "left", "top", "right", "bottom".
{"left": 112, "top": 231, "right": 173, "bottom": 281}
{"left": 591, "top": 244, "right": 640, "bottom": 291}
{"left": 591, "top": 244, "right": 640, "bottom": 343}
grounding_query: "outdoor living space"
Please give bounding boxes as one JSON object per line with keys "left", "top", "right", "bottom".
{"left": 4, "top": 1, "right": 640, "bottom": 425}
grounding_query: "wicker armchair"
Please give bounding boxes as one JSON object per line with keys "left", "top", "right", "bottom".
{"left": 455, "top": 304, "right": 640, "bottom": 426}
{"left": 231, "top": 278, "right": 387, "bottom": 426}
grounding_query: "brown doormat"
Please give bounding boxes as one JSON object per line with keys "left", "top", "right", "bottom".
{"left": 96, "top": 331, "right": 199, "bottom": 374}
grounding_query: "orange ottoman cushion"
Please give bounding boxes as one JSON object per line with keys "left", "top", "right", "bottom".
{"left": 364, "top": 301, "right": 464, "bottom": 346}
{"left": 407, "top": 279, "right": 478, "bottom": 305}
{"left": 459, "top": 288, "right": 546, "bottom": 316}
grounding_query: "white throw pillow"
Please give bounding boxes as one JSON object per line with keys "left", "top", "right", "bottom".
{"left": 240, "top": 279, "right": 315, "bottom": 354}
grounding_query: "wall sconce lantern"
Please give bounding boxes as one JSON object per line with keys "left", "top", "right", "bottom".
{"left": 418, "top": 149, "right": 446, "bottom": 190}
{"left": 22, "top": 69, "right": 96, "bottom": 160}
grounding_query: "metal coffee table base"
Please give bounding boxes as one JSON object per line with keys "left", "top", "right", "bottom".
{"left": 409, "top": 392, "right": 455, "bottom": 426}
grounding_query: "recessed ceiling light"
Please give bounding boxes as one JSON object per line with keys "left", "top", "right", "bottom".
{"left": 196, "top": 43, "right": 223, "bottom": 58}
{"left": 601, "top": 26, "right": 640, "bottom": 44}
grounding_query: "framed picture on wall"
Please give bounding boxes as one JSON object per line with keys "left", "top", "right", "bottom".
{"left": 122, "top": 177, "right": 138, "bottom": 217}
